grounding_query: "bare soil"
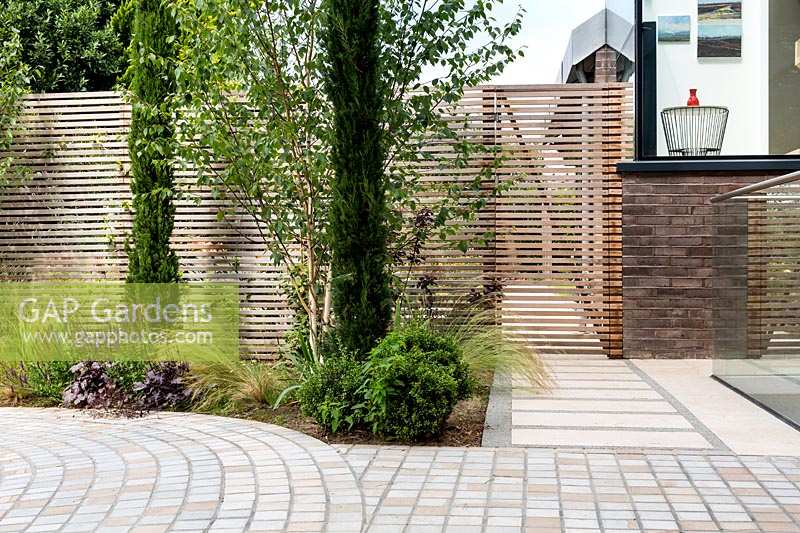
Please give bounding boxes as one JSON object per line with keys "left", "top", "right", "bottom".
{"left": 225, "top": 380, "right": 491, "bottom": 447}
{"left": 1, "top": 382, "right": 491, "bottom": 447}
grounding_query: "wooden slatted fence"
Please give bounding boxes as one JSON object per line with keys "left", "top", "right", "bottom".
{"left": 747, "top": 189, "right": 800, "bottom": 359}
{"left": 0, "top": 84, "right": 630, "bottom": 358}
{"left": 713, "top": 184, "right": 800, "bottom": 363}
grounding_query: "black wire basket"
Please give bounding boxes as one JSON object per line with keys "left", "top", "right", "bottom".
{"left": 661, "top": 106, "right": 729, "bottom": 157}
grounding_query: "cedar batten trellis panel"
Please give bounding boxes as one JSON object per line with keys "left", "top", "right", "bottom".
{"left": 602, "top": 84, "right": 631, "bottom": 359}
{"left": 712, "top": 184, "right": 800, "bottom": 364}
{"left": 0, "top": 92, "right": 132, "bottom": 281}
{"left": 746, "top": 191, "right": 800, "bottom": 360}
{"left": 0, "top": 84, "right": 629, "bottom": 359}
{"left": 485, "top": 83, "right": 629, "bottom": 358}
{"left": 0, "top": 91, "right": 291, "bottom": 356}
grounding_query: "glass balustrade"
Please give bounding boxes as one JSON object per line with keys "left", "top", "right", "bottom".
{"left": 713, "top": 177, "right": 800, "bottom": 426}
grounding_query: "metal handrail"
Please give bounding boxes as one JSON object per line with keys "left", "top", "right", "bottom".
{"left": 710, "top": 170, "right": 800, "bottom": 203}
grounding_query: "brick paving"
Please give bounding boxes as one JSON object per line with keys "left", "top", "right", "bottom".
{"left": 0, "top": 409, "right": 362, "bottom": 533}
{"left": 339, "top": 446, "right": 800, "bottom": 533}
{"left": 2, "top": 408, "right": 800, "bottom": 532}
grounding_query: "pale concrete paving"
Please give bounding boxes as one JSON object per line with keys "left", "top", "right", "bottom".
{"left": 2, "top": 358, "right": 800, "bottom": 533}
{"left": 484, "top": 354, "right": 800, "bottom": 455}
{"left": 633, "top": 359, "right": 800, "bottom": 457}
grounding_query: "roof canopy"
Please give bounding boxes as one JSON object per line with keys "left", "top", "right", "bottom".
{"left": 558, "top": 8, "right": 635, "bottom": 83}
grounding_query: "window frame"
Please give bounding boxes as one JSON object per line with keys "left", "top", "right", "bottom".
{"left": 626, "top": 0, "right": 800, "bottom": 171}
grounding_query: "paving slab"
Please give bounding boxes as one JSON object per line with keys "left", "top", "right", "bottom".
{"left": 511, "top": 411, "right": 694, "bottom": 429}
{"left": 490, "top": 353, "right": 800, "bottom": 458}
{"left": 512, "top": 428, "right": 714, "bottom": 449}
{"left": 512, "top": 388, "right": 665, "bottom": 400}
{"left": 488, "top": 355, "right": 724, "bottom": 450}
{"left": 512, "top": 399, "right": 677, "bottom": 413}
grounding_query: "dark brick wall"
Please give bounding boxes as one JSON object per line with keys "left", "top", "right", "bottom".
{"left": 622, "top": 172, "right": 777, "bottom": 359}
{"left": 595, "top": 46, "right": 618, "bottom": 83}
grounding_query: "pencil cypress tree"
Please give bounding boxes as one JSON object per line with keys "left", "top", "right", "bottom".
{"left": 125, "top": 0, "right": 179, "bottom": 283}
{"left": 324, "top": 0, "right": 392, "bottom": 355}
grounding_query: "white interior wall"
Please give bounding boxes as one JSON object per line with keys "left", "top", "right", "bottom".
{"left": 644, "top": 0, "right": 769, "bottom": 155}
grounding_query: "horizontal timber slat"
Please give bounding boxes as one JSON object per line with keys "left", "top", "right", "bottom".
{"left": 0, "top": 84, "right": 629, "bottom": 358}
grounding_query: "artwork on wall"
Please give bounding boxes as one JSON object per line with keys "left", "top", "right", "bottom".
{"left": 795, "top": 38, "right": 800, "bottom": 69}
{"left": 698, "top": 0, "right": 742, "bottom": 58}
{"left": 658, "top": 16, "right": 691, "bottom": 42}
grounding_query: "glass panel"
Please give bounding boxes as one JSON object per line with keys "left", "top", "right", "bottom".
{"left": 642, "top": 0, "right": 800, "bottom": 157}
{"left": 712, "top": 183, "right": 800, "bottom": 426}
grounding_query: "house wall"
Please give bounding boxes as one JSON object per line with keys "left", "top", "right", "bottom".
{"left": 769, "top": 0, "right": 800, "bottom": 154}
{"left": 643, "top": 0, "right": 770, "bottom": 156}
{"left": 622, "top": 171, "right": 778, "bottom": 359}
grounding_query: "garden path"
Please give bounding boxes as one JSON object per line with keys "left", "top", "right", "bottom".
{"left": 2, "top": 407, "right": 800, "bottom": 532}
{"left": 483, "top": 354, "right": 716, "bottom": 450}
{"left": 484, "top": 355, "right": 800, "bottom": 456}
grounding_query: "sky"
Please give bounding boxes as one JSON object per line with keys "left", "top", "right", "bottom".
{"left": 489, "top": 0, "right": 634, "bottom": 84}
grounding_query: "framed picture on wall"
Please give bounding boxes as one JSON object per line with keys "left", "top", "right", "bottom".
{"left": 658, "top": 16, "right": 692, "bottom": 42}
{"left": 795, "top": 38, "right": 800, "bottom": 69}
{"left": 698, "top": 0, "right": 742, "bottom": 58}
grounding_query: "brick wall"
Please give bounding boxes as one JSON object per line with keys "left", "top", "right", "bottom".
{"left": 622, "top": 172, "right": 777, "bottom": 359}
{"left": 595, "top": 46, "right": 618, "bottom": 83}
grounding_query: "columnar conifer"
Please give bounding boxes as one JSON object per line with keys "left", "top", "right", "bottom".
{"left": 126, "top": 0, "right": 179, "bottom": 283}
{"left": 324, "top": 0, "right": 392, "bottom": 355}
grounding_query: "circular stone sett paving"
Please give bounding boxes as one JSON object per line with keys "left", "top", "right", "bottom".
{"left": 0, "top": 408, "right": 364, "bottom": 533}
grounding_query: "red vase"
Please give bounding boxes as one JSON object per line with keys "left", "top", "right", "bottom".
{"left": 687, "top": 89, "right": 700, "bottom": 107}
